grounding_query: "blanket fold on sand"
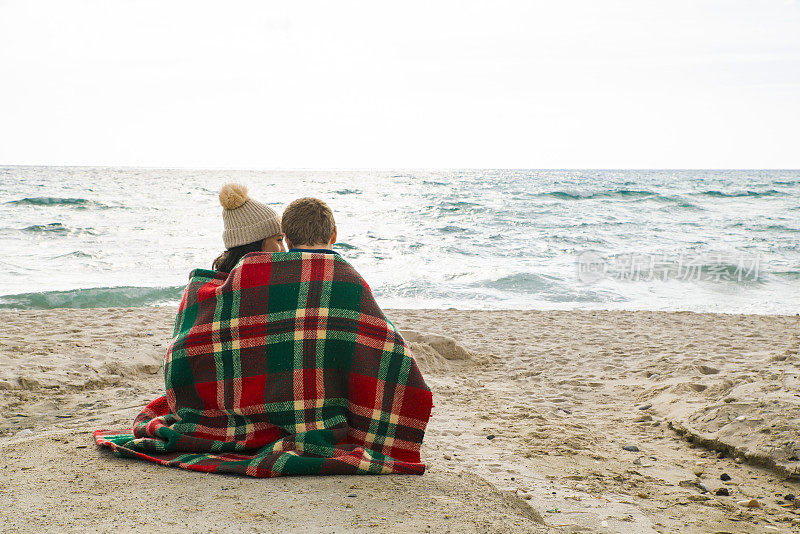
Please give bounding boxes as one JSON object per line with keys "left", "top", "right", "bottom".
{"left": 94, "top": 251, "right": 433, "bottom": 477}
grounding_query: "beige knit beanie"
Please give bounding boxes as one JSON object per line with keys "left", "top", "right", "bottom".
{"left": 219, "top": 183, "right": 281, "bottom": 249}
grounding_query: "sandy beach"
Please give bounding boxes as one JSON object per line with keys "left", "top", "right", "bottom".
{"left": 1, "top": 307, "right": 799, "bottom": 533}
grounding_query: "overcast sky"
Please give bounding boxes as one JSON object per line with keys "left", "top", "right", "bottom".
{"left": 0, "top": 0, "right": 798, "bottom": 169}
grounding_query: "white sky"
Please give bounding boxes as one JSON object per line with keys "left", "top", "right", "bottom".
{"left": 0, "top": 0, "right": 798, "bottom": 169}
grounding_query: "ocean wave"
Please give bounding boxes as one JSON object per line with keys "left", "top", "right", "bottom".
{"left": 438, "top": 225, "right": 473, "bottom": 234}
{"left": 772, "top": 270, "right": 800, "bottom": 280}
{"left": 21, "top": 222, "right": 70, "bottom": 234}
{"left": 657, "top": 197, "right": 704, "bottom": 210}
{"left": 438, "top": 201, "right": 482, "bottom": 212}
{"left": 535, "top": 190, "right": 699, "bottom": 208}
{"left": 480, "top": 272, "right": 550, "bottom": 291}
{"left": 764, "top": 224, "right": 800, "bottom": 232}
{"left": 0, "top": 286, "right": 184, "bottom": 309}
{"left": 20, "top": 223, "right": 97, "bottom": 235}
{"left": 6, "top": 197, "right": 112, "bottom": 209}
{"left": 727, "top": 222, "right": 799, "bottom": 233}
{"left": 696, "top": 262, "right": 764, "bottom": 283}
{"left": 538, "top": 189, "right": 656, "bottom": 200}
{"left": 49, "top": 251, "right": 94, "bottom": 259}
{"left": 474, "top": 272, "right": 626, "bottom": 302}
{"left": 697, "top": 190, "right": 785, "bottom": 198}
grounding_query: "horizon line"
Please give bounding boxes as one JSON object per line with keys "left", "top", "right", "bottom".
{"left": 2, "top": 164, "right": 799, "bottom": 172}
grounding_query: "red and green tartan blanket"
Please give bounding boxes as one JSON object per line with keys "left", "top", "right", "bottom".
{"left": 94, "top": 251, "right": 433, "bottom": 477}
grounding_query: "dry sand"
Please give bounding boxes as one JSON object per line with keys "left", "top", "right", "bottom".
{"left": 1, "top": 307, "right": 799, "bottom": 533}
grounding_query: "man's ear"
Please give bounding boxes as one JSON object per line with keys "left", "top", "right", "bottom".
{"left": 285, "top": 237, "right": 294, "bottom": 249}
{"left": 330, "top": 226, "right": 337, "bottom": 245}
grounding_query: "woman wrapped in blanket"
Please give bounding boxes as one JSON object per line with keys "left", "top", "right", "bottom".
{"left": 213, "top": 183, "right": 286, "bottom": 272}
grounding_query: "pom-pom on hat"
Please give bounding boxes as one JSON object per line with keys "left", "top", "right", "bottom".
{"left": 219, "top": 183, "right": 281, "bottom": 249}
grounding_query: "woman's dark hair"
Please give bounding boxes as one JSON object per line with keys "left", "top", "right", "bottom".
{"left": 212, "top": 239, "right": 265, "bottom": 273}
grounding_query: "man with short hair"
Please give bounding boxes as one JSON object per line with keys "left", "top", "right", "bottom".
{"left": 281, "top": 196, "right": 338, "bottom": 253}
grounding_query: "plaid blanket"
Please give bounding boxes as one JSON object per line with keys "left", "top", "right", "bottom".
{"left": 94, "top": 251, "right": 433, "bottom": 477}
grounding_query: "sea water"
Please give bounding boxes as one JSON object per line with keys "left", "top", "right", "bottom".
{"left": 1, "top": 167, "right": 798, "bottom": 314}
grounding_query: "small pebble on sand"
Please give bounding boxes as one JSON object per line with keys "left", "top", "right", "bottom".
{"left": 486, "top": 434, "right": 496, "bottom": 440}
{"left": 715, "top": 488, "right": 729, "bottom": 496}
{"left": 720, "top": 473, "right": 731, "bottom": 481}
{"left": 785, "top": 494, "right": 796, "bottom": 502}
{"left": 638, "top": 404, "right": 652, "bottom": 410}
{"left": 737, "top": 498, "right": 760, "bottom": 508}
{"left": 622, "top": 445, "right": 640, "bottom": 452}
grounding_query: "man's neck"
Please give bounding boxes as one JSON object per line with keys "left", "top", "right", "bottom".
{"left": 290, "top": 244, "right": 333, "bottom": 250}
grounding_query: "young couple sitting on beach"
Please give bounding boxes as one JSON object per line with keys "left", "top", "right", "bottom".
{"left": 95, "top": 184, "right": 432, "bottom": 477}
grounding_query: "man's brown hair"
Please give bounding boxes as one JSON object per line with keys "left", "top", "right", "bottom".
{"left": 281, "top": 197, "right": 336, "bottom": 247}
